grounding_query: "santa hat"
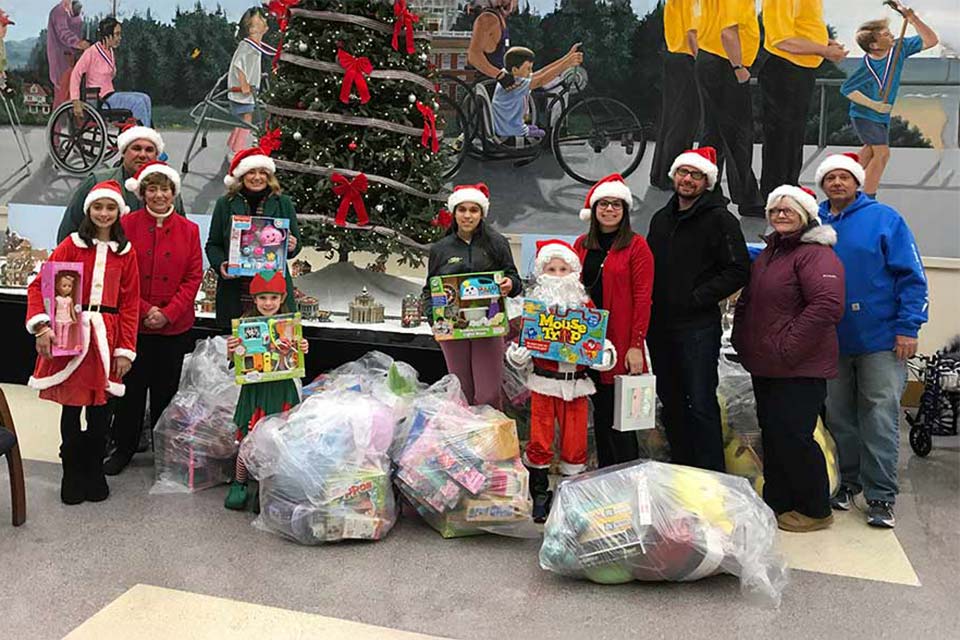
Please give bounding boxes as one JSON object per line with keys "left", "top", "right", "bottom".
{"left": 124, "top": 161, "right": 181, "bottom": 195}
{"left": 815, "top": 152, "right": 865, "bottom": 188}
{"left": 117, "top": 123, "right": 165, "bottom": 155}
{"left": 446, "top": 183, "right": 490, "bottom": 217}
{"left": 669, "top": 146, "right": 719, "bottom": 189}
{"left": 579, "top": 174, "right": 632, "bottom": 222}
{"left": 766, "top": 185, "right": 820, "bottom": 225}
{"left": 224, "top": 147, "right": 277, "bottom": 189}
{"left": 250, "top": 270, "right": 286, "bottom": 296}
{"left": 534, "top": 239, "right": 581, "bottom": 275}
{"left": 83, "top": 180, "right": 130, "bottom": 216}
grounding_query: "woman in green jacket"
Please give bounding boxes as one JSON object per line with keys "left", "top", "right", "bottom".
{"left": 205, "top": 146, "right": 302, "bottom": 326}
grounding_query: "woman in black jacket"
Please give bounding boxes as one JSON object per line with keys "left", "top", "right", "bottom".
{"left": 422, "top": 183, "right": 521, "bottom": 409}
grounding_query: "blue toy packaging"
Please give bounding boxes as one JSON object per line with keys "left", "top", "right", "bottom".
{"left": 518, "top": 299, "right": 609, "bottom": 366}
{"left": 227, "top": 215, "right": 290, "bottom": 277}
{"left": 429, "top": 271, "right": 508, "bottom": 341}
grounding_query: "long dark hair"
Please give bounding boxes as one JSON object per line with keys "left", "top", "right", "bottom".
{"left": 97, "top": 17, "right": 120, "bottom": 43}
{"left": 77, "top": 207, "right": 129, "bottom": 252}
{"left": 581, "top": 200, "right": 635, "bottom": 251}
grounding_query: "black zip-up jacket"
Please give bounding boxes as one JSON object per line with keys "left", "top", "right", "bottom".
{"left": 646, "top": 188, "right": 750, "bottom": 332}
{"left": 421, "top": 224, "right": 522, "bottom": 322}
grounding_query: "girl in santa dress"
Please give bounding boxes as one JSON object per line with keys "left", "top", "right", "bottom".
{"left": 26, "top": 180, "right": 140, "bottom": 505}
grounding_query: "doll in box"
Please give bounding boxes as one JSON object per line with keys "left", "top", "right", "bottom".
{"left": 53, "top": 271, "right": 79, "bottom": 350}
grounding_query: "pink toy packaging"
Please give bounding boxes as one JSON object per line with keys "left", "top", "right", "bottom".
{"left": 227, "top": 216, "right": 290, "bottom": 277}
{"left": 40, "top": 261, "right": 84, "bottom": 356}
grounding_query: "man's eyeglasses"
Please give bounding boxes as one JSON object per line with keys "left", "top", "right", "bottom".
{"left": 596, "top": 199, "right": 623, "bottom": 210}
{"left": 675, "top": 167, "right": 706, "bottom": 180}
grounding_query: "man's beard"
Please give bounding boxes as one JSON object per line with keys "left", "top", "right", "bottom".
{"left": 528, "top": 274, "right": 589, "bottom": 308}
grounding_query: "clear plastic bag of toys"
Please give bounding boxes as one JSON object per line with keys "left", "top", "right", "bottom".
{"left": 240, "top": 387, "right": 399, "bottom": 544}
{"left": 151, "top": 337, "right": 241, "bottom": 494}
{"left": 539, "top": 461, "right": 788, "bottom": 608}
{"left": 395, "top": 379, "right": 537, "bottom": 539}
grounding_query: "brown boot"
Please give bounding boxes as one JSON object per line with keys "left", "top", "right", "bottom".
{"left": 777, "top": 510, "right": 833, "bottom": 532}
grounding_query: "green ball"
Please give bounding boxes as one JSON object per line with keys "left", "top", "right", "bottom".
{"left": 584, "top": 563, "right": 634, "bottom": 585}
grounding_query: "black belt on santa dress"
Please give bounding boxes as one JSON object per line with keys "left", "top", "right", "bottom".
{"left": 533, "top": 366, "right": 588, "bottom": 381}
{"left": 82, "top": 304, "right": 119, "bottom": 314}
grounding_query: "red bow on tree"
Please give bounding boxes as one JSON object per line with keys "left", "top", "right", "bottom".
{"left": 391, "top": 0, "right": 419, "bottom": 55}
{"left": 337, "top": 48, "right": 373, "bottom": 104}
{"left": 331, "top": 172, "right": 369, "bottom": 226}
{"left": 265, "top": 0, "right": 300, "bottom": 68}
{"left": 258, "top": 128, "right": 282, "bottom": 154}
{"left": 416, "top": 101, "right": 439, "bottom": 153}
{"left": 431, "top": 208, "right": 452, "bottom": 229}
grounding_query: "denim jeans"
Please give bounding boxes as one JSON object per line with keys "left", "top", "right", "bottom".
{"left": 825, "top": 351, "right": 907, "bottom": 503}
{"left": 104, "top": 91, "right": 153, "bottom": 126}
{"left": 648, "top": 323, "right": 725, "bottom": 472}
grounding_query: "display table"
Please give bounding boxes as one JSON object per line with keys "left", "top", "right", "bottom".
{"left": 0, "top": 288, "right": 446, "bottom": 385}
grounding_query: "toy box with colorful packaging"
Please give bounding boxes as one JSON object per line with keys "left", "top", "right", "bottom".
{"left": 40, "top": 261, "right": 84, "bottom": 356}
{"left": 539, "top": 460, "right": 788, "bottom": 607}
{"left": 395, "top": 377, "right": 536, "bottom": 538}
{"left": 231, "top": 312, "right": 305, "bottom": 384}
{"left": 519, "top": 299, "right": 609, "bottom": 366}
{"left": 151, "top": 337, "right": 241, "bottom": 494}
{"left": 226, "top": 216, "right": 290, "bottom": 277}
{"left": 429, "top": 271, "right": 508, "bottom": 341}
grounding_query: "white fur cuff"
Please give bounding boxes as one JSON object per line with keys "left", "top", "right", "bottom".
{"left": 113, "top": 348, "right": 137, "bottom": 362}
{"left": 26, "top": 313, "right": 51, "bottom": 335}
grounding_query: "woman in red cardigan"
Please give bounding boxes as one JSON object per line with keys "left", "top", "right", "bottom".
{"left": 106, "top": 162, "right": 203, "bottom": 475}
{"left": 574, "top": 174, "right": 654, "bottom": 467}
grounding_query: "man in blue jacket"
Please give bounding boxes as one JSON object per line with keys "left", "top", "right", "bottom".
{"left": 815, "top": 152, "right": 928, "bottom": 529}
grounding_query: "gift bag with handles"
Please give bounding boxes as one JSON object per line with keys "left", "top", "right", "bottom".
{"left": 613, "top": 341, "right": 656, "bottom": 432}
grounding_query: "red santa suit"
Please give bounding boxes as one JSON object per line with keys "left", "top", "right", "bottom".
{"left": 26, "top": 233, "right": 140, "bottom": 407}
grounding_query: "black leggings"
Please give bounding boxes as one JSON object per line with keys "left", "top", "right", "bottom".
{"left": 60, "top": 404, "right": 111, "bottom": 474}
{"left": 589, "top": 370, "right": 640, "bottom": 468}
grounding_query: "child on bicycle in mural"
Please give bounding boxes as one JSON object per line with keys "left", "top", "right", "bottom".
{"left": 492, "top": 44, "right": 583, "bottom": 140}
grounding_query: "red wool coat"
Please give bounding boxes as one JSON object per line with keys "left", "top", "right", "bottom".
{"left": 26, "top": 234, "right": 140, "bottom": 406}
{"left": 121, "top": 209, "right": 203, "bottom": 336}
{"left": 574, "top": 234, "right": 654, "bottom": 384}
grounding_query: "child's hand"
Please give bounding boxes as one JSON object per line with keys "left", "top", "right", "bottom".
{"left": 226, "top": 336, "right": 242, "bottom": 355}
{"left": 299, "top": 338, "right": 309, "bottom": 354}
{"left": 35, "top": 327, "right": 54, "bottom": 360}
{"left": 113, "top": 356, "right": 132, "bottom": 379}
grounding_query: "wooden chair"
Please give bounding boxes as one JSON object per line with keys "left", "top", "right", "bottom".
{"left": 0, "top": 388, "right": 26, "bottom": 526}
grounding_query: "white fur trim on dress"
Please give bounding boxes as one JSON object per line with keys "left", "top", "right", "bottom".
{"left": 28, "top": 314, "right": 92, "bottom": 399}
{"left": 527, "top": 373, "right": 596, "bottom": 401}
{"left": 801, "top": 224, "right": 838, "bottom": 246}
{"left": 521, "top": 451, "right": 550, "bottom": 470}
{"left": 223, "top": 155, "right": 276, "bottom": 188}
{"left": 26, "top": 313, "right": 51, "bottom": 335}
{"left": 84, "top": 188, "right": 130, "bottom": 216}
{"left": 766, "top": 185, "right": 820, "bottom": 225}
{"left": 117, "top": 126, "right": 165, "bottom": 155}
{"left": 669, "top": 152, "right": 719, "bottom": 189}
{"left": 815, "top": 154, "right": 865, "bottom": 188}
{"left": 446, "top": 187, "right": 490, "bottom": 217}
{"left": 125, "top": 164, "right": 181, "bottom": 196}
{"left": 69, "top": 233, "right": 131, "bottom": 255}
{"left": 113, "top": 348, "right": 137, "bottom": 362}
{"left": 534, "top": 245, "right": 581, "bottom": 275}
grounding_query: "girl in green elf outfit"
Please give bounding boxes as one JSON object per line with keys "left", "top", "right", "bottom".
{"left": 224, "top": 270, "right": 308, "bottom": 510}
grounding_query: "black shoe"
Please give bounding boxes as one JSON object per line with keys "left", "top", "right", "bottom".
{"left": 866, "top": 500, "right": 895, "bottom": 528}
{"left": 61, "top": 475, "right": 85, "bottom": 505}
{"left": 831, "top": 485, "right": 854, "bottom": 511}
{"left": 527, "top": 466, "right": 552, "bottom": 523}
{"left": 533, "top": 490, "right": 553, "bottom": 524}
{"left": 103, "top": 451, "right": 133, "bottom": 476}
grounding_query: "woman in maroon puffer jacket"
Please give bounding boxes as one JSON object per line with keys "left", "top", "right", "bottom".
{"left": 732, "top": 185, "right": 844, "bottom": 534}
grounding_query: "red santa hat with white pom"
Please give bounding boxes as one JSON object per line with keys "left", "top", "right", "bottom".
{"left": 534, "top": 239, "right": 581, "bottom": 276}
{"left": 116, "top": 122, "right": 165, "bottom": 155}
{"left": 124, "top": 160, "right": 181, "bottom": 195}
{"left": 83, "top": 180, "right": 130, "bottom": 216}
{"left": 223, "top": 147, "right": 277, "bottom": 189}
{"left": 446, "top": 183, "right": 490, "bottom": 217}
{"left": 579, "top": 173, "right": 632, "bottom": 221}
{"left": 814, "top": 152, "right": 865, "bottom": 188}
{"left": 669, "top": 146, "right": 719, "bottom": 189}
{"left": 766, "top": 184, "right": 821, "bottom": 225}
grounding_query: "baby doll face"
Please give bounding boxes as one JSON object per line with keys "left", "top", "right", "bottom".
{"left": 56, "top": 275, "right": 75, "bottom": 296}
{"left": 258, "top": 225, "right": 284, "bottom": 246}
{"left": 255, "top": 292, "right": 284, "bottom": 317}
{"left": 543, "top": 257, "right": 573, "bottom": 277}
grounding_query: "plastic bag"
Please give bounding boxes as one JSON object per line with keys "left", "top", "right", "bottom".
{"left": 539, "top": 460, "right": 788, "bottom": 607}
{"left": 150, "top": 337, "right": 240, "bottom": 494}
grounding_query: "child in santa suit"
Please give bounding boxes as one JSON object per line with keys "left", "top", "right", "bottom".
{"left": 25, "top": 180, "right": 140, "bottom": 505}
{"left": 507, "top": 240, "right": 617, "bottom": 522}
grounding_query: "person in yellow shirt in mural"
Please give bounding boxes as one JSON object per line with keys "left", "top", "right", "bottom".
{"left": 760, "top": 0, "right": 847, "bottom": 199}
{"left": 649, "top": 0, "right": 700, "bottom": 190}
{"left": 693, "top": 0, "right": 764, "bottom": 218}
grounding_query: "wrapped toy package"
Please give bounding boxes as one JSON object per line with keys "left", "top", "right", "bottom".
{"left": 539, "top": 461, "right": 788, "bottom": 607}
{"left": 429, "top": 271, "right": 508, "bottom": 341}
{"left": 519, "top": 299, "right": 609, "bottom": 366}
{"left": 232, "top": 313, "right": 305, "bottom": 384}
{"left": 40, "top": 261, "right": 84, "bottom": 356}
{"left": 226, "top": 216, "right": 290, "bottom": 277}
{"left": 151, "top": 337, "right": 241, "bottom": 493}
{"left": 395, "top": 378, "right": 536, "bottom": 538}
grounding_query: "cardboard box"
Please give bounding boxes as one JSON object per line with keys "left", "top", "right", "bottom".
{"left": 430, "top": 271, "right": 508, "bottom": 341}
{"left": 227, "top": 216, "right": 290, "bottom": 277}
{"left": 519, "top": 298, "right": 609, "bottom": 365}
{"left": 613, "top": 374, "right": 657, "bottom": 431}
{"left": 231, "top": 313, "right": 305, "bottom": 384}
{"left": 40, "top": 261, "right": 84, "bottom": 356}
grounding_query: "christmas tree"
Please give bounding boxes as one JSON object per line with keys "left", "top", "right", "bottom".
{"left": 263, "top": 0, "right": 451, "bottom": 266}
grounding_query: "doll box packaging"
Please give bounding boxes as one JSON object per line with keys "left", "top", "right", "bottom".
{"left": 40, "top": 261, "right": 84, "bottom": 357}
{"left": 519, "top": 299, "right": 609, "bottom": 366}
{"left": 226, "top": 216, "right": 290, "bottom": 277}
{"left": 429, "top": 271, "right": 508, "bottom": 341}
{"left": 231, "top": 312, "right": 305, "bottom": 384}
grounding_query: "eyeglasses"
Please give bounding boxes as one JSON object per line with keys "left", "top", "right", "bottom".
{"left": 675, "top": 167, "right": 706, "bottom": 180}
{"left": 596, "top": 199, "right": 623, "bottom": 210}
{"left": 768, "top": 207, "right": 799, "bottom": 218}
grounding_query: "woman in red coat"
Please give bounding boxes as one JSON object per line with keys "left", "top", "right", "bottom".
{"left": 574, "top": 174, "right": 655, "bottom": 467}
{"left": 26, "top": 180, "right": 140, "bottom": 505}
{"left": 106, "top": 162, "right": 203, "bottom": 475}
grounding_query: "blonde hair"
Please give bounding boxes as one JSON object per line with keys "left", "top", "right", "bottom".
{"left": 767, "top": 196, "right": 810, "bottom": 225}
{"left": 226, "top": 171, "right": 282, "bottom": 198}
{"left": 856, "top": 18, "right": 890, "bottom": 53}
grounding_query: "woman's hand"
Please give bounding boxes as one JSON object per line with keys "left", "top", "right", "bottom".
{"left": 226, "top": 336, "right": 242, "bottom": 356}
{"left": 220, "top": 261, "right": 237, "bottom": 279}
{"left": 112, "top": 356, "right": 132, "bottom": 379}
{"left": 287, "top": 235, "right": 298, "bottom": 252}
{"left": 625, "top": 347, "right": 645, "bottom": 374}
{"left": 299, "top": 338, "right": 309, "bottom": 354}
{"left": 35, "top": 326, "right": 54, "bottom": 360}
{"left": 498, "top": 276, "right": 513, "bottom": 297}
{"left": 144, "top": 307, "right": 168, "bottom": 329}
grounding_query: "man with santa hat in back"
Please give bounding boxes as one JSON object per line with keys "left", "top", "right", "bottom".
{"left": 507, "top": 239, "right": 617, "bottom": 522}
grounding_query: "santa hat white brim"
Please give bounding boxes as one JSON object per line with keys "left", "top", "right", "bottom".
{"left": 125, "top": 164, "right": 181, "bottom": 196}
{"left": 84, "top": 188, "right": 130, "bottom": 216}
{"left": 580, "top": 180, "right": 632, "bottom": 222}
{"left": 224, "top": 155, "right": 277, "bottom": 188}
{"left": 117, "top": 126, "right": 165, "bottom": 155}
{"left": 815, "top": 155, "right": 865, "bottom": 188}
{"left": 669, "top": 152, "right": 719, "bottom": 189}
{"left": 766, "top": 185, "right": 820, "bottom": 225}
{"left": 535, "top": 244, "right": 581, "bottom": 275}
{"left": 447, "top": 188, "right": 490, "bottom": 216}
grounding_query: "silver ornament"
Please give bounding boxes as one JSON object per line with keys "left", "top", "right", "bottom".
{"left": 375, "top": 204, "right": 384, "bottom": 213}
{"left": 293, "top": 131, "right": 303, "bottom": 141}
{"left": 420, "top": 53, "right": 428, "bottom": 61}
{"left": 298, "top": 41, "right": 308, "bottom": 52}
{"left": 408, "top": 93, "right": 417, "bottom": 104}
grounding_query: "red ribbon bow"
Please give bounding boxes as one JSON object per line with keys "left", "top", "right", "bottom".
{"left": 416, "top": 101, "right": 439, "bottom": 153}
{"left": 331, "top": 172, "right": 369, "bottom": 226}
{"left": 265, "top": 0, "right": 300, "bottom": 69}
{"left": 431, "top": 208, "right": 452, "bottom": 229}
{"left": 392, "top": 0, "right": 419, "bottom": 55}
{"left": 258, "top": 128, "right": 282, "bottom": 155}
{"left": 337, "top": 48, "right": 373, "bottom": 104}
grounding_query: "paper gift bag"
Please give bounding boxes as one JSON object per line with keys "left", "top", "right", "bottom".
{"left": 613, "top": 373, "right": 657, "bottom": 432}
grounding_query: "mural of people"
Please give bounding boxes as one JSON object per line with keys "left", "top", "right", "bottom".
{"left": 46, "top": 0, "right": 89, "bottom": 108}
{"left": 0, "top": 9, "right": 10, "bottom": 87}
{"left": 466, "top": 0, "right": 516, "bottom": 83}
{"left": 226, "top": 6, "right": 274, "bottom": 155}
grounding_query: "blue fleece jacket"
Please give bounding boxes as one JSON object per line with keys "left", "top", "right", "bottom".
{"left": 819, "top": 193, "right": 927, "bottom": 355}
